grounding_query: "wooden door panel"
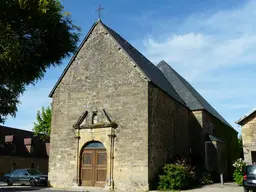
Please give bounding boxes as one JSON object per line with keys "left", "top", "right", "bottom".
{"left": 94, "top": 150, "right": 107, "bottom": 186}
{"left": 81, "top": 149, "right": 107, "bottom": 187}
{"left": 81, "top": 151, "right": 93, "bottom": 186}
{"left": 83, "top": 152, "right": 93, "bottom": 164}
{"left": 97, "top": 152, "right": 107, "bottom": 166}
{"left": 96, "top": 169, "right": 107, "bottom": 181}
{"left": 81, "top": 169, "right": 92, "bottom": 182}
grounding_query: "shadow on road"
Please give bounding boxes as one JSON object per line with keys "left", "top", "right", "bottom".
{"left": 0, "top": 186, "right": 46, "bottom": 192}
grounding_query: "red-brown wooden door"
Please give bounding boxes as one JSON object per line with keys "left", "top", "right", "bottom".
{"left": 81, "top": 149, "right": 107, "bottom": 186}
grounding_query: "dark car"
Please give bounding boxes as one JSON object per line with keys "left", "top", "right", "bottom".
{"left": 243, "top": 164, "right": 256, "bottom": 192}
{"left": 4, "top": 169, "right": 48, "bottom": 187}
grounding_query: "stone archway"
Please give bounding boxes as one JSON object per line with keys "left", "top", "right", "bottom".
{"left": 80, "top": 141, "right": 107, "bottom": 187}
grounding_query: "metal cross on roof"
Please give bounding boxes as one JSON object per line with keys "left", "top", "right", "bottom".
{"left": 95, "top": 5, "right": 104, "bottom": 21}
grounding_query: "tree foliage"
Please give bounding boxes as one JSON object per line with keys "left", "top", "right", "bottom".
{"left": 238, "top": 135, "right": 244, "bottom": 159}
{"left": 232, "top": 158, "right": 246, "bottom": 186}
{"left": 0, "top": 0, "right": 80, "bottom": 123}
{"left": 33, "top": 106, "right": 51, "bottom": 141}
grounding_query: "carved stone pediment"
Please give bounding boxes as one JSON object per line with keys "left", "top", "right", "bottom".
{"left": 73, "top": 109, "right": 117, "bottom": 129}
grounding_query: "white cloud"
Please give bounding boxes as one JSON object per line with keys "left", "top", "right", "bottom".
{"left": 136, "top": 0, "right": 256, "bottom": 130}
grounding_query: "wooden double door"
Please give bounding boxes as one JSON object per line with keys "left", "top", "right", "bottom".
{"left": 80, "top": 149, "right": 107, "bottom": 187}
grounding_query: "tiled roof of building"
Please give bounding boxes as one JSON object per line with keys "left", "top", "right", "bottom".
{"left": 235, "top": 107, "right": 256, "bottom": 125}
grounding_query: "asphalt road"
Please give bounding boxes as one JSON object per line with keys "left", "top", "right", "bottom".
{"left": 0, "top": 183, "right": 82, "bottom": 192}
{"left": 0, "top": 186, "right": 77, "bottom": 192}
{"left": 0, "top": 182, "right": 244, "bottom": 192}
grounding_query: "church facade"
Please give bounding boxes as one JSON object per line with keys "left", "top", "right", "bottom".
{"left": 48, "top": 20, "right": 238, "bottom": 191}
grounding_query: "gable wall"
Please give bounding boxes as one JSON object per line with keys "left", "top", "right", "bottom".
{"left": 148, "top": 83, "right": 189, "bottom": 189}
{"left": 241, "top": 112, "right": 256, "bottom": 164}
{"left": 48, "top": 23, "right": 149, "bottom": 190}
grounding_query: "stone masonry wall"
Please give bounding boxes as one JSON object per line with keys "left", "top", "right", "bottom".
{"left": 148, "top": 83, "right": 189, "bottom": 189}
{"left": 203, "top": 111, "right": 238, "bottom": 179}
{"left": 189, "top": 110, "right": 236, "bottom": 179}
{"left": 189, "top": 110, "right": 204, "bottom": 162}
{"left": 241, "top": 112, "right": 256, "bottom": 164}
{"left": 49, "top": 23, "right": 149, "bottom": 191}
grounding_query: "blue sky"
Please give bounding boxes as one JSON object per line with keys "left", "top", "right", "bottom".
{"left": 2, "top": 0, "right": 256, "bottom": 133}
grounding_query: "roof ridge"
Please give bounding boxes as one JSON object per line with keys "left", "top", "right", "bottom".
{"left": 236, "top": 107, "right": 256, "bottom": 125}
{"left": 0, "top": 125, "right": 33, "bottom": 133}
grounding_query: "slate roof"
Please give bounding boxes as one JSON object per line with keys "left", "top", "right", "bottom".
{"left": 48, "top": 20, "right": 233, "bottom": 130}
{"left": 235, "top": 107, "right": 256, "bottom": 125}
{"left": 49, "top": 21, "right": 186, "bottom": 106}
{"left": 157, "top": 60, "right": 233, "bottom": 129}
{"left": 206, "top": 133, "right": 225, "bottom": 144}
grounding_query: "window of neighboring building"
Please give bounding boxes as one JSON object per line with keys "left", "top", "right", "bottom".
{"left": 251, "top": 151, "right": 256, "bottom": 163}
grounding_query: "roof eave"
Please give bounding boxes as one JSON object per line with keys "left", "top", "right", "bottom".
{"left": 235, "top": 108, "right": 256, "bottom": 126}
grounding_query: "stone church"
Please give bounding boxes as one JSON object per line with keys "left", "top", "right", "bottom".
{"left": 48, "top": 20, "right": 238, "bottom": 191}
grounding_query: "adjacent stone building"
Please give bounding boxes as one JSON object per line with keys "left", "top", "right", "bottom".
{"left": 236, "top": 108, "right": 256, "bottom": 164}
{"left": 48, "top": 20, "right": 238, "bottom": 191}
{"left": 0, "top": 125, "right": 49, "bottom": 179}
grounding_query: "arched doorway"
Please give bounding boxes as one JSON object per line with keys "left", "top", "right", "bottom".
{"left": 80, "top": 141, "right": 107, "bottom": 187}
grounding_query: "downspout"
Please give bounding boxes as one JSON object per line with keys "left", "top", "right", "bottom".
{"left": 109, "top": 130, "right": 113, "bottom": 190}
{"left": 108, "top": 127, "right": 116, "bottom": 191}
{"left": 75, "top": 128, "right": 80, "bottom": 186}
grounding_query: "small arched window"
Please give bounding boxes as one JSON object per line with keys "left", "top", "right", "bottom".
{"left": 84, "top": 141, "right": 105, "bottom": 149}
{"left": 31, "top": 162, "right": 35, "bottom": 169}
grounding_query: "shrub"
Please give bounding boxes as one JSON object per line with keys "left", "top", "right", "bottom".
{"left": 199, "top": 171, "right": 213, "bottom": 185}
{"left": 232, "top": 158, "right": 246, "bottom": 186}
{"left": 158, "top": 164, "right": 196, "bottom": 191}
{"left": 173, "top": 155, "right": 196, "bottom": 180}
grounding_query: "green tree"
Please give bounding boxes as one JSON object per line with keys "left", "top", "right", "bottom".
{"left": 238, "top": 135, "right": 244, "bottom": 159}
{"left": 0, "top": 0, "right": 80, "bottom": 123}
{"left": 33, "top": 106, "right": 51, "bottom": 141}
